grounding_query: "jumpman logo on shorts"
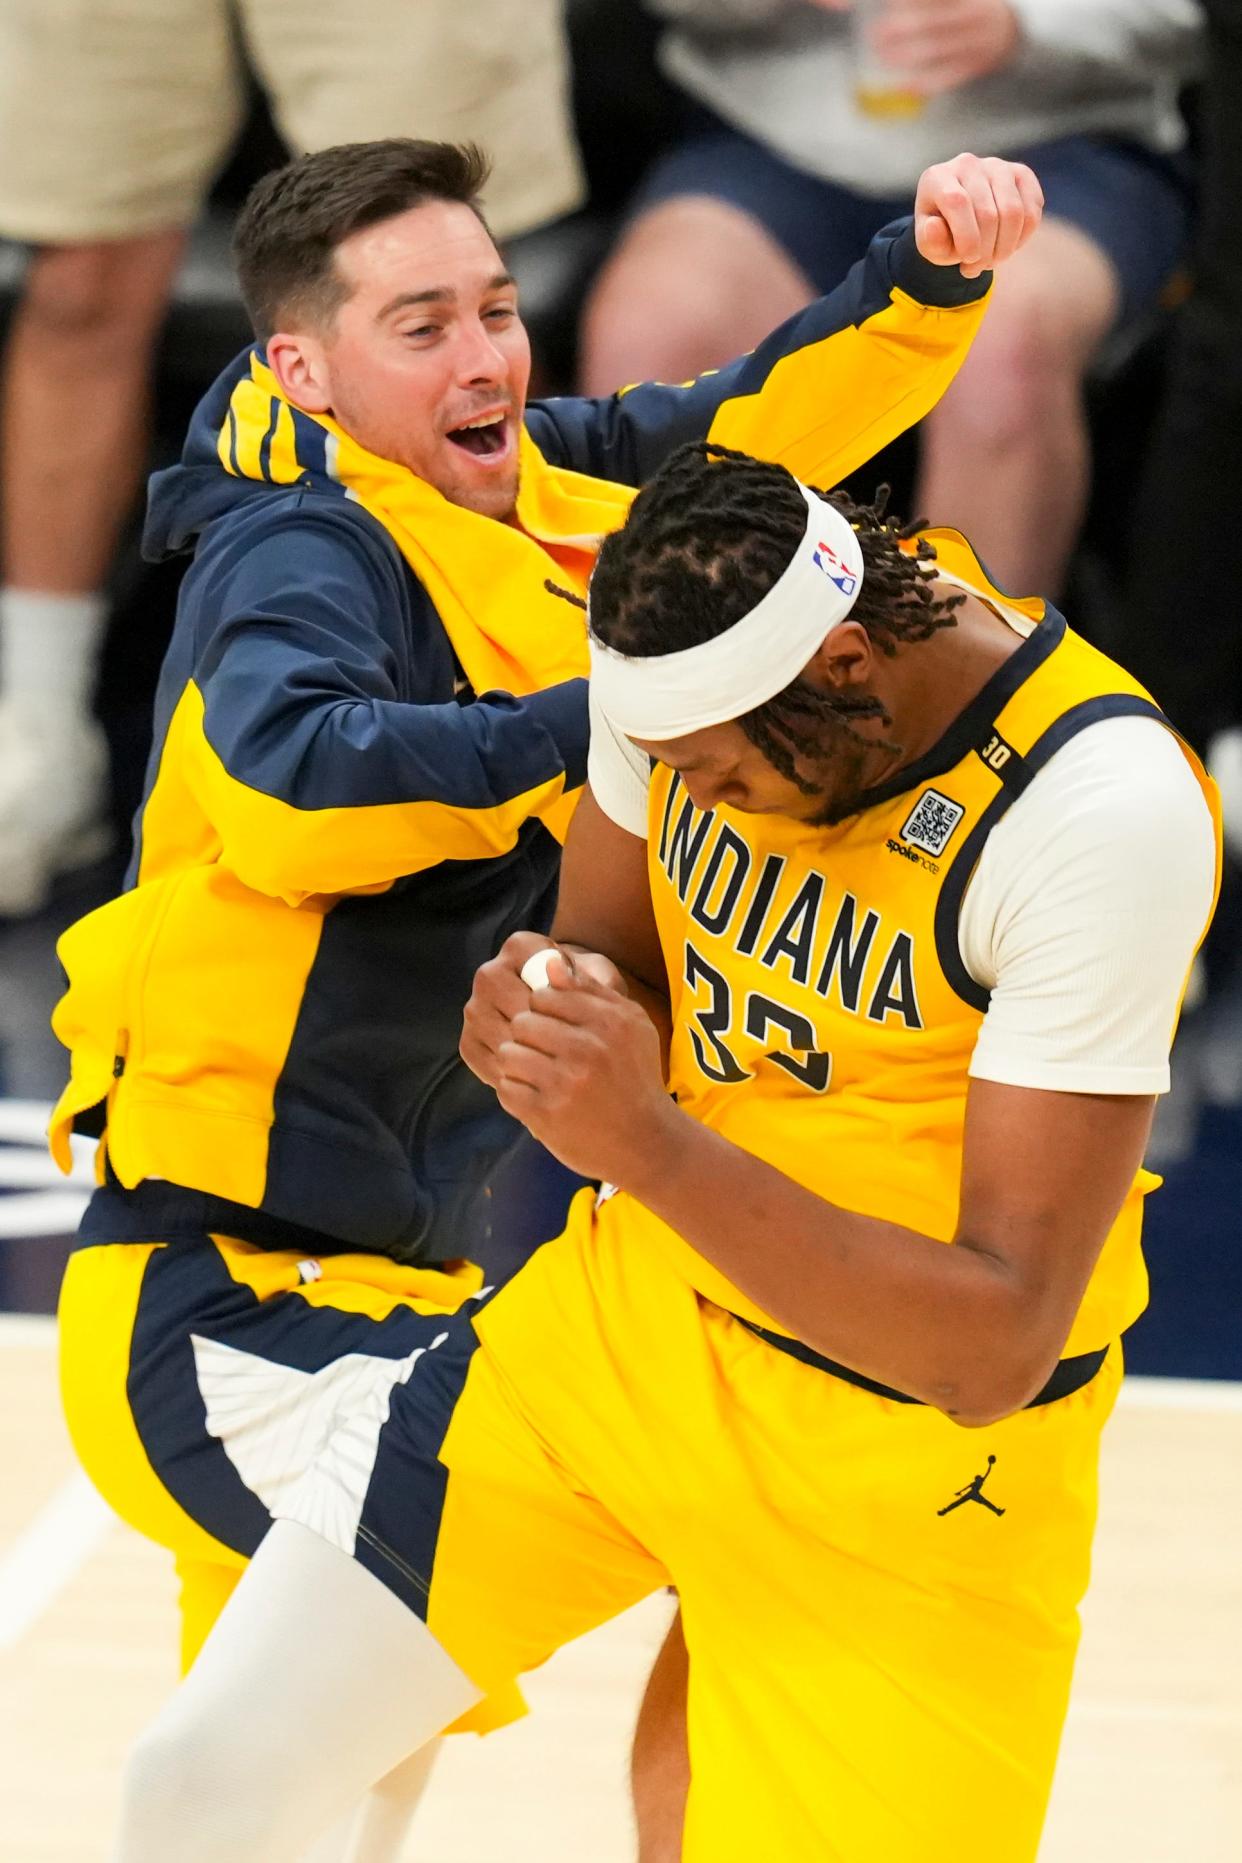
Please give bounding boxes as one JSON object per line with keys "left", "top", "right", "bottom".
{"left": 937, "top": 1455, "right": 1006, "bottom": 1517}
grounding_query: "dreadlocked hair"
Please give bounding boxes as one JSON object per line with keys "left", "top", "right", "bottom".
{"left": 589, "top": 440, "right": 965, "bottom": 793}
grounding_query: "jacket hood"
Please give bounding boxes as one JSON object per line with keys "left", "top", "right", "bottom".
{"left": 144, "top": 346, "right": 297, "bottom": 562}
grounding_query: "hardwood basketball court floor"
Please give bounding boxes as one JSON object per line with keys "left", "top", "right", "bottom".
{"left": 2, "top": 1316, "right": 1239, "bottom": 1862}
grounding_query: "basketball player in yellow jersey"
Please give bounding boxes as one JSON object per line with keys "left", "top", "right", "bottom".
{"left": 462, "top": 455, "right": 1221, "bottom": 1859}
{"left": 112, "top": 448, "right": 1219, "bottom": 1863}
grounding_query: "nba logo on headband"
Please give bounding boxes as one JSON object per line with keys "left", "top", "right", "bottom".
{"left": 812, "top": 540, "right": 859, "bottom": 598}
{"left": 588, "top": 481, "right": 866, "bottom": 742}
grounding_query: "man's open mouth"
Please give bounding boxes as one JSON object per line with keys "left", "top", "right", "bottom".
{"left": 447, "top": 416, "right": 508, "bottom": 458}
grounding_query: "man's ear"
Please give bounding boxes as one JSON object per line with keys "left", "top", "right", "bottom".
{"left": 802, "top": 621, "right": 874, "bottom": 693}
{"left": 266, "top": 330, "right": 332, "bottom": 414}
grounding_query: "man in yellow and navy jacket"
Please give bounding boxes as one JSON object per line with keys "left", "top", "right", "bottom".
{"left": 52, "top": 135, "right": 1042, "bottom": 1818}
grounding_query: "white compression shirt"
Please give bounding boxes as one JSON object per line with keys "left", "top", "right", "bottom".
{"left": 587, "top": 685, "right": 1217, "bottom": 1096}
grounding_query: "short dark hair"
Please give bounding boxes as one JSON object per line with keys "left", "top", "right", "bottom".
{"left": 233, "top": 138, "right": 492, "bottom": 339}
{"left": 587, "top": 442, "right": 964, "bottom": 792}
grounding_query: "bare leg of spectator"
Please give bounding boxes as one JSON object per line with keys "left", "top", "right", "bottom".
{"left": 579, "top": 197, "right": 813, "bottom": 392}
{"left": 915, "top": 218, "right": 1118, "bottom": 596}
{"left": 0, "top": 228, "right": 186, "bottom": 911}
{"left": 2, "top": 232, "right": 186, "bottom": 593}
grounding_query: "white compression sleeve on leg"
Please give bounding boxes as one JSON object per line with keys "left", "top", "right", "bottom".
{"left": 301, "top": 1744, "right": 442, "bottom": 1863}
{"left": 114, "top": 1521, "right": 482, "bottom": 1863}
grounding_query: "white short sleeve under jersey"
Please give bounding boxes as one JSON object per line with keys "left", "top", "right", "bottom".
{"left": 587, "top": 702, "right": 1217, "bottom": 1097}
{"left": 959, "top": 715, "right": 1214, "bottom": 1094}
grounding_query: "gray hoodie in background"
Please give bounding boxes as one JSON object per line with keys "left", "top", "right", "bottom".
{"left": 651, "top": 0, "right": 1203, "bottom": 195}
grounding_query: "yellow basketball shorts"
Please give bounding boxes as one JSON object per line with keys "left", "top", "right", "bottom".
{"left": 283, "top": 1186, "right": 1123, "bottom": 1863}
{"left": 56, "top": 1199, "right": 510, "bottom": 1718}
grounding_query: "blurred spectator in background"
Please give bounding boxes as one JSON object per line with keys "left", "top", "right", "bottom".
{"left": 0, "top": 0, "right": 582, "bottom": 918}
{"left": 1123, "top": 0, "right": 1242, "bottom": 863}
{"left": 582, "top": 0, "right": 1201, "bottom": 601}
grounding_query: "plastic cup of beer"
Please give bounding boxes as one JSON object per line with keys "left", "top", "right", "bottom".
{"left": 851, "top": 0, "right": 925, "bottom": 118}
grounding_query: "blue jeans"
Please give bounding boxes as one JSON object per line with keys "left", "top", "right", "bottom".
{"left": 632, "top": 106, "right": 1192, "bottom": 335}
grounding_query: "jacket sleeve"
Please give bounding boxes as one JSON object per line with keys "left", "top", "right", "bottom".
{"left": 525, "top": 219, "right": 991, "bottom": 491}
{"left": 177, "top": 513, "right": 588, "bottom": 905}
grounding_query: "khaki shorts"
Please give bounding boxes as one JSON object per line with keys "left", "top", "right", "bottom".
{"left": 0, "top": 0, "right": 582, "bottom": 243}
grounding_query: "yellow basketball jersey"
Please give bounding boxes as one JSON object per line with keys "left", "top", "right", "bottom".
{"left": 634, "top": 537, "right": 1221, "bottom": 1357}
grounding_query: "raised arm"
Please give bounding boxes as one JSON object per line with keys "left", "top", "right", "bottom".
{"left": 527, "top": 155, "right": 1043, "bottom": 491}
{"left": 175, "top": 514, "right": 587, "bottom": 905}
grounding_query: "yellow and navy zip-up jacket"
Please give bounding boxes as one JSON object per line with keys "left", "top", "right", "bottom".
{"left": 51, "top": 220, "right": 992, "bottom": 1266}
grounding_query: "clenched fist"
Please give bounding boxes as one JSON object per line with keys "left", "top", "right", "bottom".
{"left": 461, "top": 930, "right": 625, "bottom": 1091}
{"left": 914, "top": 152, "right": 1043, "bottom": 278}
{"left": 490, "top": 962, "right": 673, "bottom": 1185}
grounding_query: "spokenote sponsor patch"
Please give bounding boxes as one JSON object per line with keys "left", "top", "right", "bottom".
{"left": 899, "top": 788, "right": 966, "bottom": 858}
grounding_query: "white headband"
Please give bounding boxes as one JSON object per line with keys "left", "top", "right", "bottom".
{"left": 587, "top": 482, "right": 865, "bottom": 741}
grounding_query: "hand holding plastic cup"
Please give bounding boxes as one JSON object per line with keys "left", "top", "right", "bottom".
{"left": 851, "top": 0, "right": 925, "bottom": 119}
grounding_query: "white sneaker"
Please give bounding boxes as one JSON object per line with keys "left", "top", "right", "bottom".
{"left": 0, "top": 701, "right": 113, "bottom": 915}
